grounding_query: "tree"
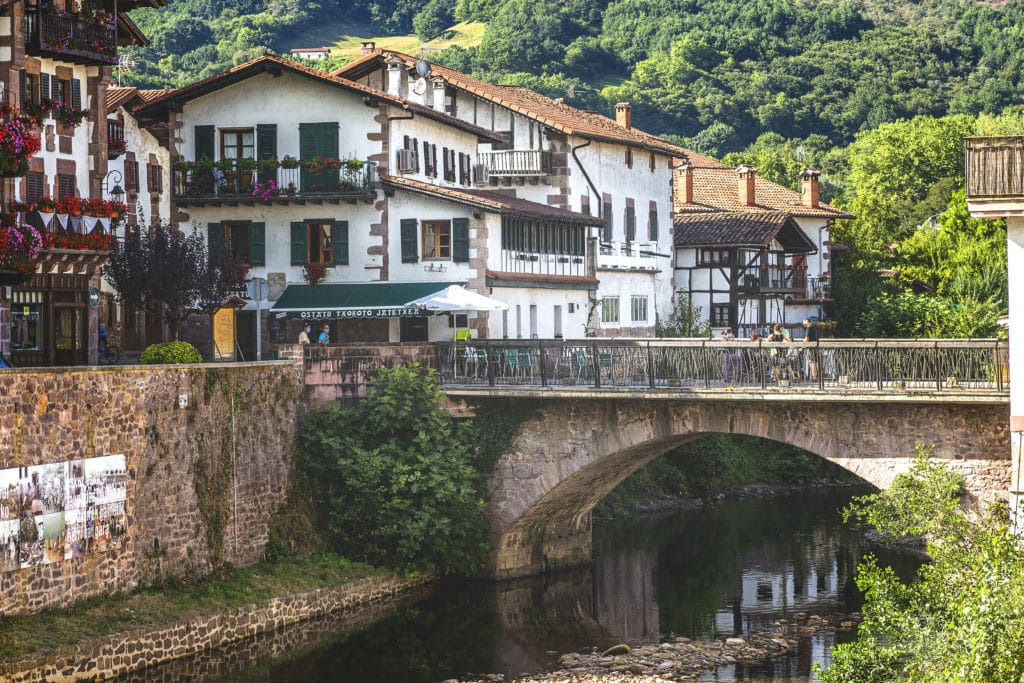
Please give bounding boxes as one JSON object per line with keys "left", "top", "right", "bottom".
{"left": 658, "top": 296, "right": 710, "bottom": 338}
{"left": 818, "top": 451, "right": 1024, "bottom": 682}
{"left": 296, "top": 364, "right": 490, "bottom": 575}
{"left": 102, "top": 222, "right": 246, "bottom": 340}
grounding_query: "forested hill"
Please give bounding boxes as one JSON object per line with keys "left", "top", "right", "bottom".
{"left": 127, "top": 0, "right": 1024, "bottom": 157}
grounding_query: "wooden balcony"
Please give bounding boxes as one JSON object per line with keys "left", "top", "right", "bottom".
{"left": 25, "top": 7, "right": 118, "bottom": 66}
{"left": 965, "top": 137, "right": 1024, "bottom": 218}
{"left": 739, "top": 266, "right": 807, "bottom": 295}
{"left": 478, "top": 150, "right": 550, "bottom": 178}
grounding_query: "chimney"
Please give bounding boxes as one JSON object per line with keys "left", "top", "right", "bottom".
{"left": 385, "top": 56, "right": 403, "bottom": 98}
{"left": 679, "top": 164, "right": 693, "bottom": 204}
{"left": 615, "top": 102, "right": 632, "bottom": 129}
{"left": 801, "top": 167, "right": 820, "bottom": 208}
{"left": 432, "top": 76, "right": 446, "bottom": 113}
{"left": 360, "top": 41, "right": 376, "bottom": 56}
{"left": 737, "top": 164, "right": 756, "bottom": 206}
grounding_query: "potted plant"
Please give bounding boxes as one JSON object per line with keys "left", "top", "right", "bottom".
{"left": 303, "top": 263, "right": 328, "bottom": 286}
{"left": 258, "top": 156, "right": 279, "bottom": 182}
{"left": 280, "top": 155, "right": 300, "bottom": 169}
{"left": 237, "top": 157, "right": 257, "bottom": 191}
{"left": 0, "top": 220, "right": 42, "bottom": 285}
{"left": 191, "top": 158, "right": 215, "bottom": 194}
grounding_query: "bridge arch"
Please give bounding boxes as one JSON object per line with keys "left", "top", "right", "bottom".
{"left": 485, "top": 397, "right": 1009, "bottom": 579}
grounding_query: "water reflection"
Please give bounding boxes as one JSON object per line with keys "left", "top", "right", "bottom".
{"left": 188, "top": 488, "right": 917, "bottom": 683}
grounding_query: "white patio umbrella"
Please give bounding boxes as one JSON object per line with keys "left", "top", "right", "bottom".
{"left": 405, "top": 284, "right": 509, "bottom": 312}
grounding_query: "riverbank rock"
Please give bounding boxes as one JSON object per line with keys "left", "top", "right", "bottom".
{"left": 459, "top": 612, "right": 863, "bottom": 683}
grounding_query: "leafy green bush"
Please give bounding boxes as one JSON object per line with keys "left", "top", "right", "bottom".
{"left": 818, "top": 450, "right": 1024, "bottom": 682}
{"left": 139, "top": 341, "right": 203, "bottom": 364}
{"left": 296, "top": 364, "right": 490, "bottom": 575}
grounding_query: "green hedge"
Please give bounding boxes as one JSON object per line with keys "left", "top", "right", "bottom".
{"left": 139, "top": 341, "right": 203, "bottom": 364}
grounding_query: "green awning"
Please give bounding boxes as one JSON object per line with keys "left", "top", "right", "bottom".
{"left": 271, "top": 281, "right": 463, "bottom": 320}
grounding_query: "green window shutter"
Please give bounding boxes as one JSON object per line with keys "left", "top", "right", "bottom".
{"left": 299, "top": 122, "right": 339, "bottom": 191}
{"left": 256, "top": 124, "right": 277, "bottom": 183}
{"left": 400, "top": 218, "right": 419, "bottom": 263}
{"left": 625, "top": 206, "right": 636, "bottom": 242}
{"left": 333, "top": 220, "right": 349, "bottom": 265}
{"left": 291, "top": 221, "right": 307, "bottom": 265}
{"left": 208, "top": 222, "right": 224, "bottom": 262}
{"left": 71, "top": 79, "right": 81, "bottom": 111}
{"left": 648, "top": 209, "right": 658, "bottom": 241}
{"left": 250, "top": 222, "right": 265, "bottom": 266}
{"left": 603, "top": 202, "right": 613, "bottom": 242}
{"left": 195, "top": 125, "right": 215, "bottom": 160}
{"left": 452, "top": 217, "right": 469, "bottom": 263}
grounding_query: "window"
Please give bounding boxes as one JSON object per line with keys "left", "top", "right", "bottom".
{"left": 631, "top": 295, "right": 648, "bottom": 323}
{"left": 648, "top": 208, "right": 658, "bottom": 241}
{"left": 55, "top": 78, "right": 70, "bottom": 105}
{"left": 443, "top": 148, "right": 456, "bottom": 182}
{"left": 501, "top": 217, "right": 586, "bottom": 256}
{"left": 699, "top": 248, "right": 730, "bottom": 266}
{"left": 56, "top": 173, "right": 75, "bottom": 200}
{"left": 25, "top": 171, "right": 44, "bottom": 204}
{"left": 601, "top": 297, "right": 620, "bottom": 323}
{"left": 625, "top": 205, "right": 636, "bottom": 242}
{"left": 447, "top": 313, "right": 469, "bottom": 328}
{"left": 553, "top": 305, "right": 562, "bottom": 338}
{"left": 649, "top": 152, "right": 656, "bottom": 172}
{"left": 711, "top": 304, "right": 730, "bottom": 327}
{"left": 11, "top": 291, "right": 42, "bottom": 351}
{"left": 423, "top": 140, "right": 437, "bottom": 177}
{"left": 124, "top": 159, "right": 139, "bottom": 191}
{"left": 211, "top": 221, "right": 265, "bottom": 266}
{"left": 22, "top": 72, "right": 36, "bottom": 107}
{"left": 221, "top": 129, "right": 254, "bottom": 162}
{"left": 625, "top": 148, "right": 633, "bottom": 169}
{"left": 459, "top": 153, "right": 470, "bottom": 185}
{"left": 602, "top": 201, "right": 613, "bottom": 241}
{"left": 147, "top": 163, "right": 163, "bottom": 193}
{"left": 225, "top": 222, "right": 252, "bottom": 264}
{"left": 422, "top": 220, "right": 451, "bottom": 259}
{"left": 306, "top": 221, "right": 334, "bottom": 265}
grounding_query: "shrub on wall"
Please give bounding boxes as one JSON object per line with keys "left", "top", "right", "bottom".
{"left": 139, "top": 341, "right": 203, "bottom": 364}
{"left": 296, "top": 363, "right": 490, "bottom": 575}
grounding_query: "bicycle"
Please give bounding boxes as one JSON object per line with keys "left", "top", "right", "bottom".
{"left": 99, "top": 342, "right": 120, "bottom": 364}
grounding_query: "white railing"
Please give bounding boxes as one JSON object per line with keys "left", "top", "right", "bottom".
{"left": 597, "top": 241, "right": 658, "bottom": 271}
{"left": 477, "top": 150, "right": 550, "bottom": 177}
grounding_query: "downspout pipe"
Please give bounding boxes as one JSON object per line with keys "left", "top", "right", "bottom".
{"left": 571, "top": 138, "right": 603, "bottom": 336}
{"left": 571, "top": 138, "right": 599, "bottom": 215}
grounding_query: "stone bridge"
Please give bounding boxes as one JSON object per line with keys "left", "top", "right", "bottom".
{"left": 445, "top": 388, "right": 1009, "bottom": 579}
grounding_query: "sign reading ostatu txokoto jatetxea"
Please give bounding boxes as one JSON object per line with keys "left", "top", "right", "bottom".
{"left": 292, "top": 307, "right": 425, "bottom": 320}
{"left": 0, "top": 455, "right": 128, "bottom": 572}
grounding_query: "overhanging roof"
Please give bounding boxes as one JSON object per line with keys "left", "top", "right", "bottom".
{"left": 270, "top": 281, "right": 462, "bottom": 319}
{"left": 674, "top": 211, "right": 818, "bottom": 253}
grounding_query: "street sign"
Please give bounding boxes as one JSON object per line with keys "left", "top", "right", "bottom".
{"left": 246, "top": 277, "right": 269, "bottom": 302}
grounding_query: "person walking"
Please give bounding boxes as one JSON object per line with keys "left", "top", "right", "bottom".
{"left": 298, "top": 324, "right": 311, "bottom": 345}
{"left": 802, "top": 318, "right": 819, "bottom": 381}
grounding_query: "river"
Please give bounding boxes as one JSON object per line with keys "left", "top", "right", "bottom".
{"left": 182, "top": 488, "right": 920, "bottom": 683}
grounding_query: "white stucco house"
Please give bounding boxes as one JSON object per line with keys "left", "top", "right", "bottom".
{"left": 671, "top": 153, "right": 852, "bottom": 338}
{"left": 133, "top": 55, "right": 606, "bottom": 354}
{"left": 335, "top": 47, "right": 688, "bottom": 337}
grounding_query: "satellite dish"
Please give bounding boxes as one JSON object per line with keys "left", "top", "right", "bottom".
{"left": 415, "top": 57, "right": 431, "bottom": 79}
{"left": 411, "top": 78, "right": 427, "bottom": 96}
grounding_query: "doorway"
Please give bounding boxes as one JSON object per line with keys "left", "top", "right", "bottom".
{"left": 53, "top": 306, "right": 86, "bottom": 366}
{"left": 400, "top": 316, "right": 429, "bottom": 342}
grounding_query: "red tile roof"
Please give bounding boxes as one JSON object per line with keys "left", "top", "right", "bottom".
{"left": 105, "top": 86, "right": 138, "bottom": 114}
{"left": 674, "top": 211, "right": 817, "bottom": 252}
{"left": 380, "top": 174, "right": 605, "bottom": 226}
{"left": 674, "top": 166, "right": 852, "bottom": 219}
{"left": 334, "top": 50, "right": 692, "bottom": 159}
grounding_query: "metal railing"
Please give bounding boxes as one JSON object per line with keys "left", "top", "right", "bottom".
{"left": 478, "top": 150, "right": 551, "bottom": 177}
{"left": 435, "top": 338, "right": 1008, "bottom": 393}
{"left": 965, "top": 136, "right": 1024, "bottom": 199}
{"left": 25, "top": 7, "right": 117, "bottom": 65}
{"left": 173, "top": 159, "right": 373, "bottom": 198}
{"left": 498, "top": 247, "right": 589, "bottom": 278}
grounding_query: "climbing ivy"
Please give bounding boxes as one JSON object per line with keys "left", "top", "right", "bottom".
{"left": 469, "top": 398, "right": 541, "bottom": 471}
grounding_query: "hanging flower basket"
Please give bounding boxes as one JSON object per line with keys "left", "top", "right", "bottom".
{"left": 0, "top": 220, "right": 42, "bottom": 284}
{"left": 0, "top": 106, "right": 42, "bottom": 178}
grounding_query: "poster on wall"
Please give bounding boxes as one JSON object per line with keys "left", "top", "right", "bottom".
{"left": 0, "top": 455, "right": 127, "bottom": 574}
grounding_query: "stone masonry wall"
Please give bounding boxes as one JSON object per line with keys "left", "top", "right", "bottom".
{"left": 0, "top": 573, "right": 435, "bottom": 683}
{"left": 0, "top": 362, "right": 302, "bottom": 615}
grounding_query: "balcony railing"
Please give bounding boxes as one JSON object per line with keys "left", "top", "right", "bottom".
{"left": 739, "top": 266, "right": 806, "bottom": 294}
{"left": 25, "top": 6, "right": 117, "bottom": 66}
{"left": 477, "top": 150, "right": 550, "bottom": 177}
{"left": 498, "top": 247, "right": 589, "bottom": 278}
{"left": 788, "top": 276, "right": 830, "bottom": 302}
{"left": 965, "top": 136, "right": 1024, "bottom": 199}
{"left": 435, "top": 338, "right": 1008, "bottom": 393}
{"left": 173, "top": 159, "right": 373, "bottom": 199}
{"left": 597, "top": 241, "right": 658, "bottom": 271}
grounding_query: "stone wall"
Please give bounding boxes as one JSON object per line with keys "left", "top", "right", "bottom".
{"left": 277, "top": 343, "right": 437, "bottom": 405}
{"left": 0, "top": 573, "right": 435, "bottom": 683}
{"left": 0, "top": 362, "right": 302, "bottom": 615}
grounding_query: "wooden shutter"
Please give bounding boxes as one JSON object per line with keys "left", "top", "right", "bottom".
{"left": 249, "top": 222, "right": 265, "bottom": 266}
{"left": 195, "top": 125, "right": 215, "bottom": 160}
{"left": 299, "top": 122, "right": 339, "bottom": 191}
{"left": 400, "top": 218, "right": 418, "bottom": 263}
{"left": 332, "top": 220, "right": 349, "bottom": 265}
{"left": 423, "top": 140, "right": 430, "bottom": 174}
{"left": 625, "top": 205, "right": 635, "bottom": 242}
{"left": 290, "top": 221, "right": 306, "bottom": 265}
{"left": 648, "top": 209, "right": 658, "bottom": 241}
{"left": 21, "top": 72, "right": 31, "bottom": 107}
{"left": 208, "top": 223, "right": 225, "bottom": 262}
{"left": 40, "top": 73, "right": 50, "bottom": 102}
{"left": 442, "top": 147, "right": 449, "bottom": 179}
{"left": 256, "top": 124, "right": 277, "bottom": 182}
{"left": 452, "top": 217, "right": 469, "bottom": 263}
{"left": 603, "top": 201, "right": 613, "bottom": 241}
{"left": 432, "top": 144, "right": 438, "bottom": 177}
{"left": 71, "top": 79, "right": 82, "bottom": 111}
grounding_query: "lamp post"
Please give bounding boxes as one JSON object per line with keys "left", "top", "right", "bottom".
{"left": 101, "top": 170, "right": 126, "bottom": 236}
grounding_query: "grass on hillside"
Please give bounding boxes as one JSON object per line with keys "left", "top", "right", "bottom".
{"left": 0, "top": 554, "right": 377, "bottom": 661}
{"left": 283, "top": 17, "right": 486, "bottom": 61}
